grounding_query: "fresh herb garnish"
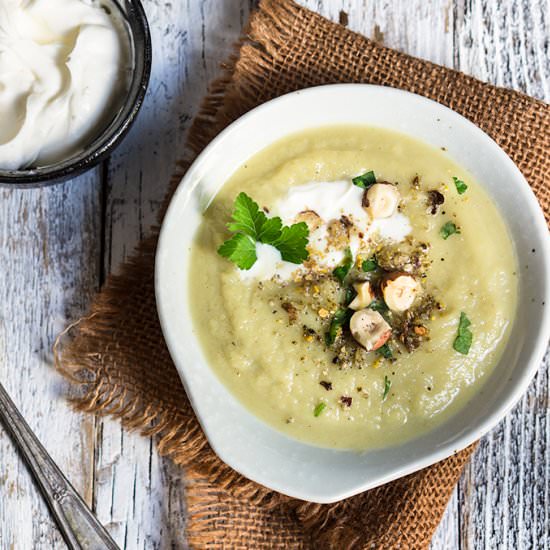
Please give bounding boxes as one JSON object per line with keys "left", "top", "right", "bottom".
{"left": 453, "top": 312, "right": 473, "bottom": 355}
{"left": 325, "top": 308, "right": 352, "bottom": 346}
{"left": 377, "top": 343, "right": 393, "bottom": 359}
{"left": 362, "top": 256, "right": 378, "bottom": 272}
{"left": 369, "top": 300, "right": 389, "bottom": 313}
{"left": 218, "top": 192, "right": 309, "bottom": 269}
{"left": 333, "top": 247, "right": 353, "bottom": 282}
{"left": 382, "top": 375, "right": 392, "bottom": 401}
{"left": 272, "top": 223, "right": 310, "bottom": 263}
{"left": 344, "top": 286, "right": 357, "bottom": 306}
{"left": 352, "top": 170, "right": 376, "bottom": 189}
{"left": 313, "top": 402, "right": 327, "bottom": 417}
{"left": 452, "top": 176, "right": 468, "bottom": 195}
{"left": 217, "top": 233, "right": 258, "bottom": 270}
{"left": 440, "top": 221, "right": 460, "bottom": 240}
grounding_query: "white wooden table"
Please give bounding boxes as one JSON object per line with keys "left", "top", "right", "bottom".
{"left": 0, "top": 1, "right": 547, "bottom": 548}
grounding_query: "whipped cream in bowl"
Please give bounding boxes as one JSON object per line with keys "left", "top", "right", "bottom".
{"left": 0, "top": 0, "right": 151, "bottom": 186}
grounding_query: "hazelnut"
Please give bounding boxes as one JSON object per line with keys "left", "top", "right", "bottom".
{"left": 295, "top": 210, "right": 322, "bottom": 232}
{"left": 348, "top": 281, "right": 375, "bottom": 311}
{"left": 381, "top": 273, "right": 420, "bottom": 312}
{"left": 364, "top": 183, "right": 400, "bottom": 219}
{"left": 349, "top": 309, "right": 392, "bottom": 351}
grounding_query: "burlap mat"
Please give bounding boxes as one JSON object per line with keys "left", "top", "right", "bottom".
{"left": 57, "top": 1, "right": 550, "bottom": 548}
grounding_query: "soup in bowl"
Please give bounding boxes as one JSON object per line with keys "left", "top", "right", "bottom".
{"left": 156, "top": 85, "right": 549, "bottom": 502}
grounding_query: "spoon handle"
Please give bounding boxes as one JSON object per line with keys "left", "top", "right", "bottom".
{"left": 0, "top": 382, "right": 119, "bottom": 550}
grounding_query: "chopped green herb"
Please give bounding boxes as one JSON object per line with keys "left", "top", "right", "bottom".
{"left": 344, "top": 286, "right": 357, "bottom": 306}
{"left": 362, "top": 256, "right": 378, "bottom": 272}
{"left": 352, "top": 170, "right": 376, "bottom": 189}
{"left": 377, "top": 343, "right": 393, "bottom": 359}
{"left": 453, "top": 312, "right": 473, "bottom": 354}
{"left": 452, "top": 176, "right": 468, "bottom": 195}
{"left": 313, "top": 402, "right": 327, "bottom": 417}
{"left": 218, "top": 192, "right": 309, "bottom": 269}
{"left": 440, "top": 221, "right": 460, "bottom": 240}
{"left": 382, "top": 375, "right": 392, "bottom": 401}
{"left": 333, "top": 247, "right": 353, "bottom": 282}
{"left": 325, "top": 308, "right": 352, "bottom": 346}
{"left": 369, "top": 300, "right": 389, "bottom": 313}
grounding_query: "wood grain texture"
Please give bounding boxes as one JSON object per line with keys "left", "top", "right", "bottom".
{"left": 0, "top": 1, "right": 547, "bottom": 549}
{"left": 0, "top": 174, "right": 100, "bottom": 549}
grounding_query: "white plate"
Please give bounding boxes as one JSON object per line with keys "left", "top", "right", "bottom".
{"left": 155, "top": 84, "right": 550, "bottom": 503}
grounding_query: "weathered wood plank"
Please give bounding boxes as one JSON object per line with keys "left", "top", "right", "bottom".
{"left": 0, "top": 174, "right": 101, "bottom": 549}
{"left": 453, "top": 1, "right": 550, "bottom": 549}
{"left": 93, "top": 1, "right": 255, "bottom": 548}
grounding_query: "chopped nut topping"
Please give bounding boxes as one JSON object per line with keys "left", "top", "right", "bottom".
{"left": 327, "top": 219, "right": 350, "bottom": 249}
{"left": 318, "top": 307, "right": 330, "bottom": 319}
{"left": 340, "top": 396, "right": 352, "bottom": 407}
{"left": 381, "top": 273, "right": 421, "bottom": 312}
{"left": 426, "top": 190, "right": 445, "bottom": 215}
{"left": 393, "top": 295, "right": 437, "bottom": 351}
{"left": 302, "top": 325, "right": 317, "bottom": 342}
{"left": 364, "top": 183, "right": 400, "bottom": 219}
{"left": 340, "top": 215, "right": 353, "bottom": 228}
{"left": 376, "top": 240, "right": 430, "bottom": 276}
{"left": 349, "top": 309, "right": 392, "bottom": 351}
{"left": 282, "top": 301, "right": 298, "bottom": 323}
{"left": 349, "top": 281, "right": 375, "bottom": 311}
{"left": 296, "top": 210, "right": 322, "bottom": 232}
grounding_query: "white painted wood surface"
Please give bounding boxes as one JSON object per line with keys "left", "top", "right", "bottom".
{"left": 0, "top": 1, "right": 547, "bottom": 548}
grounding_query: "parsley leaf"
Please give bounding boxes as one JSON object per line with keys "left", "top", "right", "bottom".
{"left": 272, "top": 222, "right": 309, "bottom": 263}
{"left": 362, "top": 256, "right": 378, "bottom": 272}
{"left": 333, "top": 247, "right": 353, "bottom": 282}
{"left": 218, "top": 193, "right": 309, "bottom": 269}
{"left": 352, "top": 170, "right": 376, "bottom": 189}
{"left": 314, "top": 402, "right": 327, "bottom": 417}
{"left": 227, "top": 192, "right": 267, "bottom": 237}
{"left": 382, "top": 375, "right": 392, "bottom": 401}
{"left": 453, "top": 176, "right": 468, "bottom": 195}
{"left": 453, "top": 312, "right": 473, "bottom": 354}
{"left": 217, "top": 233, "right": 257, "bottom": 270}
{"left": 377, "top": 343, "right": 393, "bottom": 359}
{"left": 440, "top": 221, "right": 460, "bottom": 240}
{"left": 257, "top": 216, "right": 283, "bottom": 243}
{"left": 325, "top": 308, "right": 352, "bottom": 346}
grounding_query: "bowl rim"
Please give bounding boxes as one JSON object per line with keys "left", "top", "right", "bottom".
{"left": 156, "top": 83, "right": 550, "bottom": 502}
{"left": 0, "top": 0, "right": 152, "bottom": 188}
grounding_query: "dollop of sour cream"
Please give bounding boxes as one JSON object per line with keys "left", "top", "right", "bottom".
{"left": 0, "top": 0, "right": 130, "bottom": 169}
{"left": 239, "top": 180, "right": 411, "bottom": 281}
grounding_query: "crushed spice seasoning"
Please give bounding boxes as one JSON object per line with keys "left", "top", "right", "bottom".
{"left": 282, "top": 301, "right": 298, "bottom": 323}
{"left": 426, "top": 190, "right": 445, "bottom": 215}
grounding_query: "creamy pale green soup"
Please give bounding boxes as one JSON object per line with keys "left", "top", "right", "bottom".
{"left": 189, "top": 126, "right": 517, "bottom": 450}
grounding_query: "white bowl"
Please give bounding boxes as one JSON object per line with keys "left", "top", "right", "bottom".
{"left": 155, "top": 84, "right": 550, "bottom": 503}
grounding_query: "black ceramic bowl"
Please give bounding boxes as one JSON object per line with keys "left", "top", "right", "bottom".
{"left": 0, "top": 0, "right": 152, "bottom": 188}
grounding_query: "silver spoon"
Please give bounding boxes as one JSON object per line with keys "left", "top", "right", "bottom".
{"left": 0, "top": 381, "right": 119, "bottom": 550}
